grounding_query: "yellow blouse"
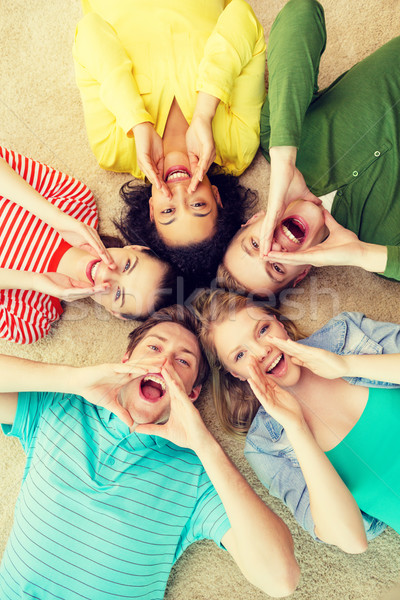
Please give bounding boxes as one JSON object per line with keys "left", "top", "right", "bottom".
{"left": 73, "top": 0, "right": 266, "bottom": 178}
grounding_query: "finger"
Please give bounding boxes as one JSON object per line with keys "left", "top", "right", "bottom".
{"left": 112, "top": 364, "right": 149, "bottom": 376}
{"left": 62, "top": 284, "right": 110, "bottom": 301}
{"left": 259, "top": 214, "right": 277, "bottom": 258}
{"left": 266, "top": 250, "right": 313, "bottom": 265}
{"left": 322, "top": 209, "right": 341, "bottom": 231}
{"left": 187, "top": 154, "right": 199, "bottom": 194}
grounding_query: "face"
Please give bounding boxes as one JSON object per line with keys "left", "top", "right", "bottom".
{"left": 86, "top": 246, "right": 168, "bottom": 319}
{"left": 120, "top": 322, "right": 202, "bottom": 425}
{"left": 149, "top": 166, "right": 222, "bottom": 246}
{"left": 212, "top": 306, "right": 301, "bottom": 387}
{"left": 223, "top": 200, "right": 328, "bottom": 295}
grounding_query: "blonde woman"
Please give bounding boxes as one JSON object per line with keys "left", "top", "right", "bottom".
{"left": 195, "top": 289, "right": 400, "bottom": 551}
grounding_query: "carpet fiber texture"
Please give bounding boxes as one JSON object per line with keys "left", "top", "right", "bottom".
{"left": 1, "top": 1, "right": 400, "bottom": 599}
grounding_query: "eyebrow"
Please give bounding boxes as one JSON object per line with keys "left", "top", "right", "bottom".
{"left": 145, "top": 334, "right": 198, "bottom": 359}
{"left": 240, "top": 239, "right": 283, "bottom": 285}
{"left": 159, "top": 208, "right": 212, "bottom": 226}
{"left": 121, "top": 255, "right": 139, "bottom": 308}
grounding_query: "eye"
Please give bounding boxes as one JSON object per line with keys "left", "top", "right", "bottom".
{"left": 192, "top": 202, "right": 206, "bottom": 208}
{"left": 161, "top": 208, "right": 174, "bottom": 214}
{"left": 123, "top": 259, "right": 130, "bottom": 272}
{"left": 115, "top": 288, "right": 121, "bottom": 301}
{"left": 235, "top": 351, "right": 245, "bottom": 362}
{"left": 177, "top": 358, "right": 190, "bottom": 366}
{"left": 259, "top": 324, "right": 270, "bottom": 336}
{"left": 148, "top": 345, "right": 160, "bottom": 352}
{"left": 272, "top": 263, "right": 284, "bottom": 274}
{"left": 251, "top": 238, "right": 259, "bottom": 250}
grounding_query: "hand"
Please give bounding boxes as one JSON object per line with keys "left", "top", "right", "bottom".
{"left": 135, "top": 361, "right": 208, "bottom": 449}
{"left": 186, "top": 115, "right": 216, "bottom": 194}
{"left": 247, "top": 358, "right": 305, "bottom": 432}
{"left": 267, "top": 210, "right": 363, "bottom": 268}
{"left": 266, "top": 337, "right": 348, "bottom": 380}
{"left": 74, "top": 362, "right": 151, "bottom": 427}
{"left": 260, "top": 147, "right": 321, "bottom": 257}
{"left": 133, "top": 122, "right": 171, "bottom": 197}
{"left": 33, "top": 271, "right": 110, "bottom": 301}
{"left": 54, "top": 213, "right": 117, "bottom": 269}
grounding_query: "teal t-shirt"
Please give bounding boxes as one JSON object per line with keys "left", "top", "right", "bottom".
{"left": 0, "top": 391, "right": 230, "bottom": 599}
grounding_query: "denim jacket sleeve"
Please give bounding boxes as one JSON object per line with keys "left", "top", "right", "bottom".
{"left": 244, "top": 407, "right": 387, "bottom": 541}
{"left": 244, "top": 310, "right": 400, "bottom": 542}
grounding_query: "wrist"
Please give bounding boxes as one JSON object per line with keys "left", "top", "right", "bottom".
{"left": 359, "top": 242, "right": 388, "bottom": 273}
{"left": 193, "top": 92, "right": 220, "bottom": 122}
{"left": 269, "top": 145, "right": 297, "bottom": 165}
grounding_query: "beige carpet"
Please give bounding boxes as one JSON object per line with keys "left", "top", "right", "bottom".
{"left": 1, "top": 1, "right": 400, "bottom": 598}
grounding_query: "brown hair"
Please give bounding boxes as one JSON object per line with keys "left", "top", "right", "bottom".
{"left": 193, "top": 288, "right": 303, "bottom": 436}
{"left": 126, "top": 305, "right": 209, "bottom": 389}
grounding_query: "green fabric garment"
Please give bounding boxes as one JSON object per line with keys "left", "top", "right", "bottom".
{"left": 325, "top": 387, "right": 400, "bottom": 534}
{"left": 260, "top": 0, "right": 400, "bottom": 281}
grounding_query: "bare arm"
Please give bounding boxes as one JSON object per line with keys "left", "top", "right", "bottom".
{"left": 0, "top": 354, "right": 149, "bottom": 426}
{"left": 135, "top": 362, "right": 299, "bottom": 598}
{"left": 248, "top": 361, "right": 368, "bottom": 554}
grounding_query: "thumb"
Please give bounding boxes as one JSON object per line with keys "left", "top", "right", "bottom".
{"left": 111, "top": 403, "right": 133, "bottom": 427}
{"left": 134, "top": 423, "right": 161, "bottom": 436}
{"left": 323, "top": 209, "right": 341, "bottom": 232}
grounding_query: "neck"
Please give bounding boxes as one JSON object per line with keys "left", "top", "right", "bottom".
{"left": 56, "top": 246, "right": 93, "bottom": 282}
{"left": 163, "top": 98, "right": 189, "bottom": 157}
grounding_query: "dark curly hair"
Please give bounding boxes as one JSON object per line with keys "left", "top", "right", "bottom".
{"left": 114, "top": 171, "right": 257, "bottom": 297}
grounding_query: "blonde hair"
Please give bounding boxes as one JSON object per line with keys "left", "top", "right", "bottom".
{"left": 193, "top": 289, "right": 303, "bottom": 436}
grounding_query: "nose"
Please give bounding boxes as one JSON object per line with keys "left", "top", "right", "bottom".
{"left": 270, "top": 239, "right": 284, "bottom": 252}
{"left": 251, "top": 341, "right": 272, "bottom": 363}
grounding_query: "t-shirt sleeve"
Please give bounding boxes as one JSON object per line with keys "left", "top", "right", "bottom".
{"left": 2, "top": 391, "right": 58, "bottom": 452}
{"left": 183, "top": 471, "right": 231, "bottom": 549}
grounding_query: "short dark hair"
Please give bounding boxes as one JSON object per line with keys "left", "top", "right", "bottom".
{"left": 125, "top": 305, "right": 210, "bottom": 388}
{"left": 100, "top": 235, "right": 178, "bottom": 320}
{"left": 114, "top": 172, "right": 257, "bottom": 296}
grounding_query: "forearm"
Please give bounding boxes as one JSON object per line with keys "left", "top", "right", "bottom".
{"left": 0, "top": 269, "right": 49, "bottom": 294}
{"left": 344, "top": 353, "right": 400, "bottom": 384}
{"left": 0, "top": 354, "right": 76, "bottom": 393}
{"left": 0, "top": 157, "right": 63, "bottom": 228}
{"left": 194, "top": 431, "right": 299, "bottom": 595}
{"left": 356, "top": 241, "right": 388, "bottom": 273}
{"left": 287, "top": 424, "right": 367, "bottom": 553}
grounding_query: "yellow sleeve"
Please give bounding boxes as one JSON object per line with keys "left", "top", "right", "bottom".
{"left": 73, "top": 12, "right": 153, "bottom": 136}
{"left": 196, "top": 0, "right": 266, "bottom": 105}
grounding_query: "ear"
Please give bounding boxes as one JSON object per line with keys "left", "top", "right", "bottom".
{"left": 125, "top": 244, "right": 151, "bottom": 251}
{"left": 189, "top": 384, "right": 202, "bottom": 402}
{"left": 148, "top": 197, "right": 154, "bottom": 221}
{"left": 292, "top": 266, "right": 311, "bottom": 288}
{"left": 121, "top": 351, "right": 131, "bottom": 363}
{"left": 211, "top": 185, "right": 223, "bottom": 208}
{"left": 242, "top": 211, "right": 265, "bottom": 227}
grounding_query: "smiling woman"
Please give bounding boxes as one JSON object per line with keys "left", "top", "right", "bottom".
{"left": 73, "top": 0, "right": 265, "bottom": 288}
{"left": 0, "top": 147, "right": 176, "bottom": 344}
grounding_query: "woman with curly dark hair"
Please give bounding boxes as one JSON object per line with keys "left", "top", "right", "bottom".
{"left": 73, "top": 1, "right": 265, "bottom": 286}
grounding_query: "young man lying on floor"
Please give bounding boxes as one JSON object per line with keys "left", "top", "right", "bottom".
{"left": 0, "top": 305, "right": 299, "bottom": 600}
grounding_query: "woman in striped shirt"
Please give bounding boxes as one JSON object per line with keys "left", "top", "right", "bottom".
{"left": 0, "top": 147, "right": 175, "bottom": 344}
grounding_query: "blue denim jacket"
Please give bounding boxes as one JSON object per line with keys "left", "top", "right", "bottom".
{"left": 244, "top": 311, "right": 400, "bottom": 541}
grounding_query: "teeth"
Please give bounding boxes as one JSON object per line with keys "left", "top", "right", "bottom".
{"left": 143, "top": 374, "right": 166, "bottom": 391}
{"left": 91, "top": 261, "right": 100, "bottom": 282}
{"left": 267, "top": 354, "right": 283, "bottom": 373}
{"left": 282, "top": 224, "right": 301, "bottom": 244}
{"left": 166, "top": 171, "right": 190, "bottom": 182}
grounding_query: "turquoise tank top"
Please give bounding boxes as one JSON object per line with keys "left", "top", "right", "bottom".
{"left": 325, "top": 386, "right": 400, "bottom": 533}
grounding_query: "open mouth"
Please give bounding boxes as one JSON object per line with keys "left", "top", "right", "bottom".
{"left": 86, "top": 259, "right": 101, "bottom": 285}
{"left": 281, "top": 217, "right": 306, "bottom": 245}
{"left": 265, "top": 354, "right": 286, "bottom": 377}
{"left": 139, "top": 374, "right": 166, "bottom": 403}
{"left": 165, "top": 165, "right": 191, "bottom": 183}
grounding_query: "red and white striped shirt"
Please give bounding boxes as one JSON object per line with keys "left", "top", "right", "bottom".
{"left": 0, "top": 147, "right": 98, "bottom": 344}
